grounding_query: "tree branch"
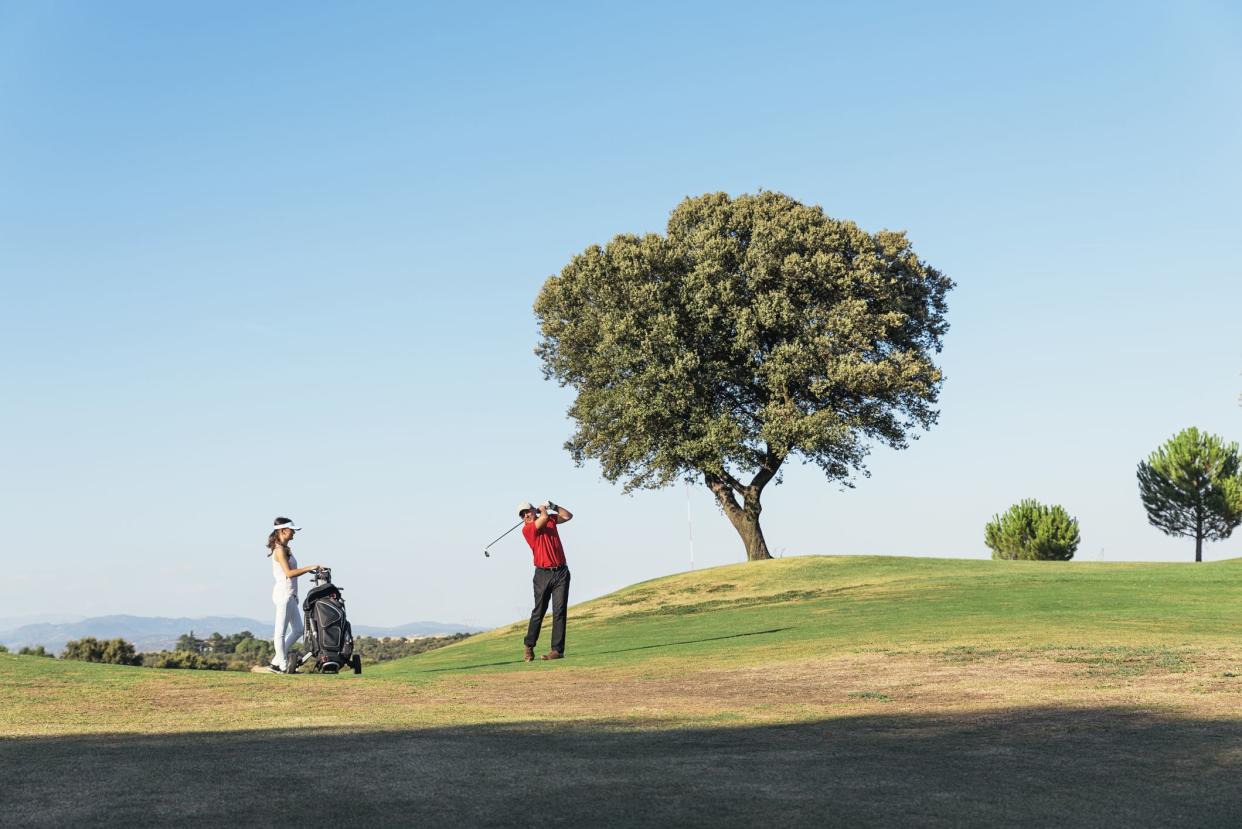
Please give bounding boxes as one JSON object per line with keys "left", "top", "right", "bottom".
{"left": 704, "top": 472, "right": 743, "bottom": 511}
{"left": 748, "top": 446, "right": 786, "bottom": 493}
{"left": 711, "top": 469, "right": 746, "bottom": 495}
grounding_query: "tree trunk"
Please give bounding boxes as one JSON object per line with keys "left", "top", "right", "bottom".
{"left": 705, "top": 473, "right": 774, "bottom": 561}
{"left": 1195, "top": 533, "right": 1203, "bottom": 563}
{"left": 725, "top": 500, "right": 773, "bottom": 561}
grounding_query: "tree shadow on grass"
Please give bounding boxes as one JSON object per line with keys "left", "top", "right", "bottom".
{"left": 418, "top": 627, "right": 794, "bottom": 672}
{"left": 590, "top": 626, "right": 793, "bottom": 655}
{"left": 4, "top": 706, "right": 1241, "bottom": 828}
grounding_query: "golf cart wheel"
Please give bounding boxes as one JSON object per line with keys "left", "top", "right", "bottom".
{"left": 352, "top": 654, "right": 362, "bottom": 674}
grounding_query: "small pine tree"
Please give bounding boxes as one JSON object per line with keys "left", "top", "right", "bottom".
{"left": 1137, "top": 427, "right": 1242, "bottom": 561}
{"left": 985, "top": 499, "right": 1080, "bottom": 561}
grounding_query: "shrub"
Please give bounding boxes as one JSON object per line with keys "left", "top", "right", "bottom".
{"left": 233, "top": 636, "right": 274, "bottom": 666}
{"left": 18, "top": 645, "right": 54, "bottom": 658}
{"left": 144, "top": 630, "right": 275, "bottom": 671}
{"left": 142, "top": 650, "right": 228, "bottom": 670}
{"left": 354, "top": 633, "right": 474, "bottom": 665}
{"left": 985, "top": 499, "right": 1080, "bottom": 561}
{"left": 61, "top": 637, "right": 143, "bottom": 665}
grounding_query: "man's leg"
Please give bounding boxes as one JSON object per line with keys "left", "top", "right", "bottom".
{"left": 549, "top": 569, "right": 570, "bottom": 655}
{"left": 524, "top": 569, "right": 553, "bottom": 649}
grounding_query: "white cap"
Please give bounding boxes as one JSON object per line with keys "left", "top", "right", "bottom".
{"left": 272, "top": 521, "right": 302, "bottom": 532}
{"left": 516, "top": 501, "right": 533, "bottom": 516}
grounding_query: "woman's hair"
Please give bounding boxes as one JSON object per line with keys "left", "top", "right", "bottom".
{"left": 267, "top": 516, "right": 294, "bottom": 557}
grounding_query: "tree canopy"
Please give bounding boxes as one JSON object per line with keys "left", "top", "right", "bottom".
{"left": 535, "top": 191, "right": 952, "bottom": 559}
{"left": 1137, "top": 427, "right": 1242, "bottom": 561}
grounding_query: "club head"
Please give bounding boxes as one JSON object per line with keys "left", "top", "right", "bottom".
{"left": 483, "top": 549, "right": 490, "bottom": 558}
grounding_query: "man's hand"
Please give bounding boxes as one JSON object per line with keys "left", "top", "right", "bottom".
{"left": 544, "top": 502, "right": 573, "bottom": 524}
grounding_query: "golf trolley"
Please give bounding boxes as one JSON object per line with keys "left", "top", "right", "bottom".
{"left": 300, "top": 567, "right": 362, "bottom": 675}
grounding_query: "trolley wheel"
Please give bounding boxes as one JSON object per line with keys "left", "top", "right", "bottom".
{"left": 352, "top": 654, "right": 362, "bottom": 674}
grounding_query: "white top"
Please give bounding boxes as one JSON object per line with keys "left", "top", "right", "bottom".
{"left": 272, "top": 549, "right": 299, "bottom": 601}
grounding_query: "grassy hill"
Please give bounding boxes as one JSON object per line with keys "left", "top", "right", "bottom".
{"left": 4, "top": 555, "right": 1242, "bottom": 827}
{"left": 374, "top": 555, "right": 1242, "bottom": 680}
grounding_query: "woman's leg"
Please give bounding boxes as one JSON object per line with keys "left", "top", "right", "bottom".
{"left": 282, "top": 595, "right": 303, "bottom": 663}
{"left": 273, "top": 595, "right": 291, "bottom": 669}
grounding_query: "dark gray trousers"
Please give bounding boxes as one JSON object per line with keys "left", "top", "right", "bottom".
{"left": 524, "top": 567, "right": 570, "bottom": 654}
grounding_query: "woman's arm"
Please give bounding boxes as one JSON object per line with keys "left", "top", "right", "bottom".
{"left": 273, "top": 546, "right": 320, "bottom": 578}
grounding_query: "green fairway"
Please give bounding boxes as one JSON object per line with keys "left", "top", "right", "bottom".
{"left": 4, "top": 555, "right": 1242, "bottom": 827}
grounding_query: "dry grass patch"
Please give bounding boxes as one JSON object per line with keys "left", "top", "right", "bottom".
{"left": 404, "top": 645, "right": 1242, "bottom": 727}
{"left": 12, "top": 645, "right": 1242, "bottom": 741}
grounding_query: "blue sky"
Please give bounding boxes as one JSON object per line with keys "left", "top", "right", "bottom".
{"left": 2, "top": 1, "right": 1240, "bottom": 628}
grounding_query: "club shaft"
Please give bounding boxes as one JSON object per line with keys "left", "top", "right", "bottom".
{"left": 483, "top": 520, "right": 523, "bottom": 550}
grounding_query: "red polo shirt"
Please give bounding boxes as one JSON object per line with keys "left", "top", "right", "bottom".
{"left": 523, "top": 516, "right": 567, "bottom": 568}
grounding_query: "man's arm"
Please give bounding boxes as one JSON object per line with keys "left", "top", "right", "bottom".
{"left": 534, "top": 505, "right": 550, "bottom": 529}
{"left": 543, "top": 501, "right": 572, "bottom": 525}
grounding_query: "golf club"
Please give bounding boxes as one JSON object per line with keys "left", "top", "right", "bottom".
{"left": 483, "top": 520, "right": 523, "bottom": 557}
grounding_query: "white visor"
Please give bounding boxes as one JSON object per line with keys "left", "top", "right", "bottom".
{"left": 272, "top": 522, "right": 302, "bottom": 532}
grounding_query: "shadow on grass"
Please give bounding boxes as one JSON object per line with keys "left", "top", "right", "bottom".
{"left": 4, "top": 707, "right": 1240, "bottom": 828}
{"left": 417, "top": 628, "right": 794, "bottom": 672}
{"left": 590, "top": 626, "right": 793, "bottom": 655}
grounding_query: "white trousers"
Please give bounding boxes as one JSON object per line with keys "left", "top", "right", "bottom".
{"left": 272, "top": 593, "right": 304, "bottom": 670}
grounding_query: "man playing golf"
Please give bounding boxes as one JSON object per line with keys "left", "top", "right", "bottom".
{"left": 519, "top": 500, "right": 573, "bottom": 661}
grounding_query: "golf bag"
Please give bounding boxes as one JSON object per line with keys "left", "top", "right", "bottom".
{"left": 301, "top": 568, "right": 362, "bottom": 674}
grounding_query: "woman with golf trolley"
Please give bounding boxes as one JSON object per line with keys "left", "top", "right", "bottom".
{"left": 265, "top": 517, "right": 324, "bottom": 674}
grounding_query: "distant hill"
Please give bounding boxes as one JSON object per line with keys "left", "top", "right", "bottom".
{"left": 0, "top": 615, "right": 271, "bottom": 654}
{"left": 0, "top": 614, "right": 84, "bottom": 630}
{"left": 353, "top": 622, "right": 486, "bottom": 639}
{"left": 0, "top": 615, "right": 485, "bottom": 654}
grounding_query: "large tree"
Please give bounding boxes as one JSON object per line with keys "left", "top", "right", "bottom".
{"left": 1137, "top": 427, "right": 1242, "bottom": 562}
{"left": 534, "top": 191, "right": 952, "bottom": 560}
